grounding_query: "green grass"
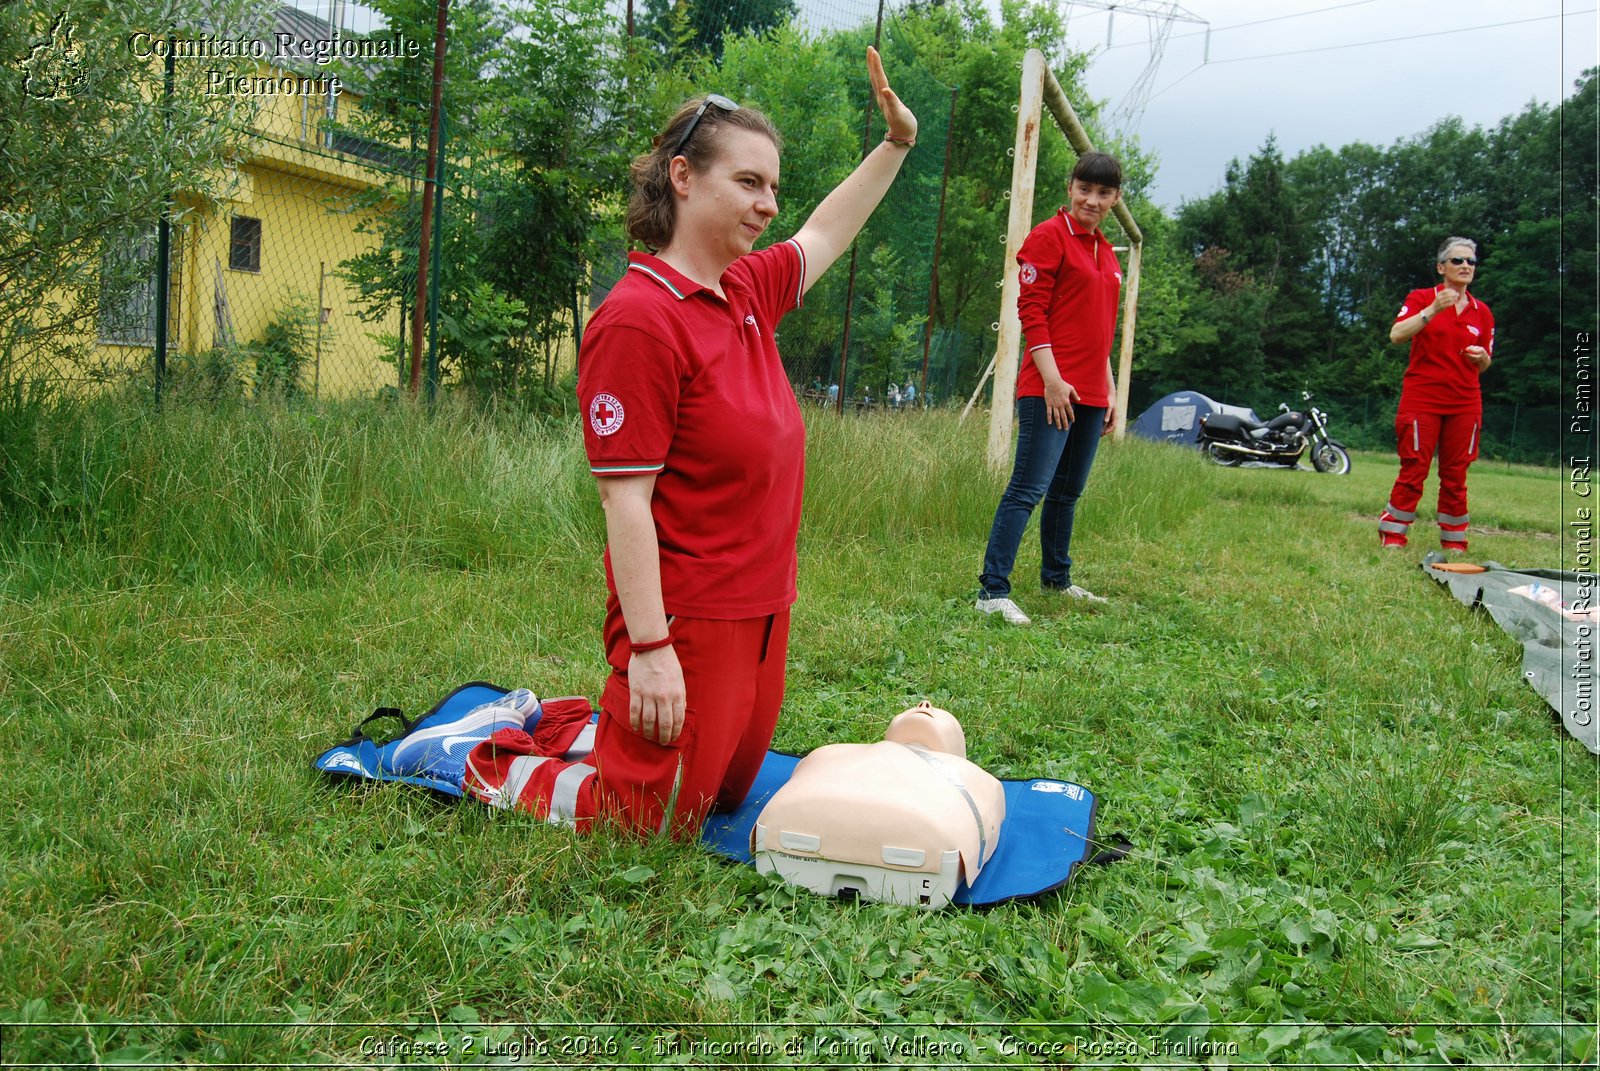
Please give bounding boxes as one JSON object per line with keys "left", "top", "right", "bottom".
{"left": 0, "top": 399, "right": 1592, "bottom": 1067}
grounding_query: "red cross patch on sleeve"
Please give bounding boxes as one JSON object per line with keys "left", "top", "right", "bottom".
{"left": 589, "top": 393, "right": 625, "bottom": 436}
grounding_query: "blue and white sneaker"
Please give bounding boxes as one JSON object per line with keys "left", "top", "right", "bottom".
{"left": 387, "top": 687, "right": 540, "bottom": 781}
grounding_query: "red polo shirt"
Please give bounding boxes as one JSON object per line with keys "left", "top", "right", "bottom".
{"left": 578, "top": 241, "right": 807, "bottom": 619}
{"left": 1015, "top": 208, "right": 1123, "bottom": 406}
{"left": 1394, "top": 286, "right": 1494, "bottom": 415}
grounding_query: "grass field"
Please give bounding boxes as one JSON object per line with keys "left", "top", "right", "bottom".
{"left": 0, "top": 398, "right": 1592, "bottom": 1067}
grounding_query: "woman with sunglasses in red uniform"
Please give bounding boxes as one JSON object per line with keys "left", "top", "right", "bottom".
{"left": 473, "top": 50, "right": 916, "bottom": 837}
{"left": 1378, "top": 237, "right": 1494, "bottom": 551}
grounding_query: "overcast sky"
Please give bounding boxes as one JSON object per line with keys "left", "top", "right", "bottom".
{"left": 1061, "top": 0, "right": 1597, "bottom": 208}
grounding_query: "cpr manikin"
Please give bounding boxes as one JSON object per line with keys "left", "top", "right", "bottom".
{"left": 751, "top": 702, "right": 1006, "bottom": 908}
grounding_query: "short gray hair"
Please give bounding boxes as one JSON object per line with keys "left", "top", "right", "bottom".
{"left": 1436, "top": 236, "right": 1478, "bottom": 262}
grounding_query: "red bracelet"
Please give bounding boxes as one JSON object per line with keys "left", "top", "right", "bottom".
{"left": 884, "top": 133, "right": 915, "bottom": 148}
{"left": 629, "top": 635, "right": 674, "bottom": 654}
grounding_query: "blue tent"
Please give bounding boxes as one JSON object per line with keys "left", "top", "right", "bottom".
{"left": 1129, "top": 391, "right": 1260, "bottom": 447}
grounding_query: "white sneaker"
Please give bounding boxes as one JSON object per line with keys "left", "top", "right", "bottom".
{"left": 1060, "top": 584, "right": 1108, "bottom": 604}
{"left": 976, "top": 597, "right": 1032, "bottom": 625}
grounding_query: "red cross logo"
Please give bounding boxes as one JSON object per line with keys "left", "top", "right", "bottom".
{"left": 589, "top": 392, "right": 624, "bottom": 436}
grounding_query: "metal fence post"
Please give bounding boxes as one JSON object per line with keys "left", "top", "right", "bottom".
{"left": 154, "top": 39, "right": 176, "bottom": 405}
{"left": 834, "top": 0, "right": 886, "bottom": 413}
{"left": 920, "top": 85, "right": 957, "bottom": 401}
{"left": 409, "top": 0, "right": 450, "bottom": 397}
{"left": 425, "top": 110, "right": 448, "bottom": 403}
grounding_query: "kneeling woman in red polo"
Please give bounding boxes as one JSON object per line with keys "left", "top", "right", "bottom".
{"left": 491, "top": 50, "right": 918, "bottom": 837}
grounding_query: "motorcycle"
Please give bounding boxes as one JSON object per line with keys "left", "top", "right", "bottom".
{"left": 1198, "top": 391, "right": 1352, "bottom": 474}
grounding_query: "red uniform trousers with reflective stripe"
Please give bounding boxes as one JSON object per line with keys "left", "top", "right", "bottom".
{"left": 594, "top": 599, "right": 791, "bottom": 838}
{"left": 1381, "top": 409, "right": 1480, "bottom": 548}
{"left": 462, "top": 603, "right": 791, "bottom": 837}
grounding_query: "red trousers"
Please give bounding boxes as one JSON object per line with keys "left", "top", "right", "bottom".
{"left": 1381, "top": 410, "right": 1480, "bottom": 547}
{"left": 594, "top": 600, "right": 791, "bottom": 837}
{"left": 462, "top": 604, "right": 790, "bottom": 837}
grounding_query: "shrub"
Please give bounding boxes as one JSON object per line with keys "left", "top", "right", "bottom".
{"left": 251, "top": 293, "right": 321, "bottom": 400}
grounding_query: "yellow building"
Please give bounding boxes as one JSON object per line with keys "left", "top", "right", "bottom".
{"left": 95, "top": 4, "right": 412, "bottom": 398}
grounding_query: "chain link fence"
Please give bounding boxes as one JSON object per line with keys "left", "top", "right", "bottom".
{"left": 12, "top": 0, "right": 962, "bottom": 410}
{"left": 158, "top": 136, "right": 425, "bottom": 403}
{"left": 163, "top": 3, "right": 433, "bottom": 403}
{"left": 6, "top": 2, "right": 433, "bottom": 402}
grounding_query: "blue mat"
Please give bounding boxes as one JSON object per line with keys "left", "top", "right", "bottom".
{"left": 699, "top": 752, "right": 1101, "bottom": 906}
{"left": 316, "top": 683, "right": 1103, "bottom": 906}
{"left": 314, "top": 682, "right": 533, "bottom": 797}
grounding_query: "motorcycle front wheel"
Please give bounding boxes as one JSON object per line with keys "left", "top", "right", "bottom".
{"left": 1310, "top": 439, "right": 1352, "bottom": 475}
{"left": 1206, "top": 442, "right": 1243, "bottom": 467}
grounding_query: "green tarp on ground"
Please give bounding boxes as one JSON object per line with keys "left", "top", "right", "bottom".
{"left": 1422, "top": 554, "right": 1599, "bottom": 754}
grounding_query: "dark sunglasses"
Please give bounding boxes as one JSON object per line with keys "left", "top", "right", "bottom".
{"left": 1445, "top": 256, "right": 1478, "bottom": 266}
{"left": 672, "top": 93, "right": 739, "bottom": 157}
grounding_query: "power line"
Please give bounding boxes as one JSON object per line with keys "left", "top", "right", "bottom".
{"left": 1065, "top": 2, "right": 1208, "bottom": 133}
{"left": 1145, "top": 62, "right": 1206, "bottom": 105}
{"left": 1203, "top": 10, "right": 1591, "bottom": 66}
{"left": 1144, "top": 9, "right": 1590, "bottom": 103}
{"left": 1198, "top": 0, "right": 1385, "bottom": 35}
{"left": 1103, "top": 0, "right": 1386, "bottom": 51}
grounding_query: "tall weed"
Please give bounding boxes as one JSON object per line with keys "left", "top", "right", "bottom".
{"left": 0, "top": 395, "right": 599, "bottom": 597}
{"left": 801, "top": 409, "right": 1217, "bottom": 548}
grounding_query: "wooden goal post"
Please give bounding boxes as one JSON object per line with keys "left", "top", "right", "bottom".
{"left": 963, "top": 48, "right": 1145, "bottom": 470}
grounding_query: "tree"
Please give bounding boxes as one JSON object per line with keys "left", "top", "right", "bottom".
{"left": 713, "top": 24, "right": 859, "bottom": 389}
{"left": 332, "top": 0, "right": 511, "bottom": 395}
{"left": 336, "top": 0, "right": 644, "bottom": 402}
{"left": 484, "top": 0, "right": 648, "bottom": 396}
{"left": 850, "top": 243, "right": 927, "bottom": 395}
{"left": 1470, "top": 80, "right": 1589, "bottom": 408}
{"left": 1556, "top": 69, "right": 1599, "bottom": 397}
{"left": 1118, "top": 203, "right": 1200, "bottom": 400}
{"left": 1167, "top": 71, "right": 1592, "bottom": 425}
{"left": 0, "top": 0, "right": 264, "bottom": 384}
{"left": 892, "top": 0, "right": 1088, "bottom": 400}
{"left": 638, "top": 0, "right": 798, "bottom": 62}
{"left": 1175, "top": 137, "right": 1340, "bottom": 402}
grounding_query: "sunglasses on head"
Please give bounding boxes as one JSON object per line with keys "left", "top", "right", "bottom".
{"left": 672, "top": 93, "right": 740, "bottom": 157}
{"left": 1445, "top": 256, "right": 1478, "bottom": 266}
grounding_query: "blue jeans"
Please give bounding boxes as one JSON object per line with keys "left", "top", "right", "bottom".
{"left": 979, "top": 396, "right": 1105, "bottom": 598}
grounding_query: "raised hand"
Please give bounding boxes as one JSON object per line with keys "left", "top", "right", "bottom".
{"left": 867, "top": 46, "right": 917, "bottom": 145}
{"left": 790, "top": 48, "right": 920, "bottom": 293}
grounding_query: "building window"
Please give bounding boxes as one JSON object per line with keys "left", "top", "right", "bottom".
{"left": 230, "top": 216, "right": 261, "bottom": 273}
{"left": 98, "top": 229, "right": 180, "bottom": 347}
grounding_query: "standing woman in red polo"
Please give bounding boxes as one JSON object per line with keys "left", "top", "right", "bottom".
{"left": 975, "top": 152, "right": 1125, "bottom": 627}
{"left": 550, "top": 50, "right": 917, "bottom": 837}
{"left": 1378, "top": 237, "right": 1494, "bottom": 551}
